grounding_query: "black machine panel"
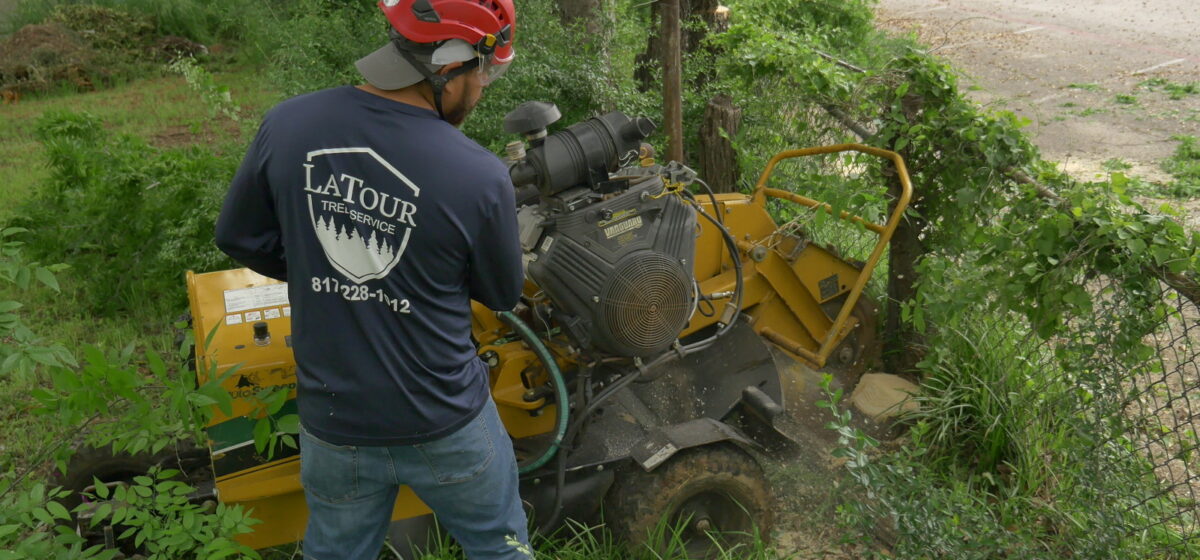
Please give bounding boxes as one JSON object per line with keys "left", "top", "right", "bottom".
{"left": 527, "top": 176, "right": 697, "bottom": 357}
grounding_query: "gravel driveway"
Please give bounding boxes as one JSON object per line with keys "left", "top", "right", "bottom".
{"left": 875, "top": 0, "right": 1200, "bottom": 183}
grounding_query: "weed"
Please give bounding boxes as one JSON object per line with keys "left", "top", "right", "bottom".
{"left": 1161, "top": 135, "right": 1200, "bottom": 197}
{"left": 1103, "top": 158, "right": 1133, "bottom": 171}
{"left": 1068, "top": 82, "right": 1101, "bottom": 91}
{"left": 1139, "top": 77, "right": 1200, "bottom": 100}
{"left": 9, "top": 110, "right": 238, "bottom": 315}
{"left": 1165, "top": 82, "right": 1200, "bottom": 99}
{"left": 1115, "top": 93, "right": 1139, "bottom": 105}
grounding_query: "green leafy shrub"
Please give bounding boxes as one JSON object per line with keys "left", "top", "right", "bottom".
{"left": 0, "top": 337, "right": 259, "bottom": 559}
{"left": 0, "top": 228, "right": 74, "bottom": 381}
{"left": 78, "top": 467, "right": 259, "bottom": 558}
{"left": 0, "top": 230, "right": 256, "bottom": 558}
{"left": 701, "top": 0, "right": 1200, "bottom": 555}
{"left": 10, "top": 110, "right": 236, "bottom": 315}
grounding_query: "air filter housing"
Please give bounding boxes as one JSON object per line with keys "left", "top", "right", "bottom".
{"left": 527, "top": 176, "right": 696, "bottom": 357}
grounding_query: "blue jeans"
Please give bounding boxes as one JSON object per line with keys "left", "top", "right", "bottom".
{"left": 299, "top": 398, "right": 531, "bottom": 560}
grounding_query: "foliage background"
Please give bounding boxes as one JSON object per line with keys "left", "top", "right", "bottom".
{"left": 1, "top": 0, "right": 1198, "bottom": 558}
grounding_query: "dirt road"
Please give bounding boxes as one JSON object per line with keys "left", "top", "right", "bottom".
{"left": 876, "top": 0, "right": 1200, "bottom": 182}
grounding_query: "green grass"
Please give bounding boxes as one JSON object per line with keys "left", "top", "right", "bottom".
{"left": 1103, "top": 158, "right": 1133, "bottom": 171}
{"left": 0, "top": 66, "right": 278, "bottom": 220}
{"left": 1067, "top": 82, "right": 1101, "bottom": 92}
{"left": 255, "top": 519, "right": 787, "bottom": 560}
{"left": 5, "top": 0, "right": 271, "bottom": 43}
{"left": 1076, "top": 106, "right": 1107, "bottom": 117}
{"left": 1161, "top": 135, "right": 1200, "bottom": 197}
{"left": 1138, "top": 77, "right": 1200, "bottom": 100}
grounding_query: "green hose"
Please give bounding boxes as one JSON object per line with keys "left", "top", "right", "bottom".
{"left": 499, "top": 311, "right": 570, "bottom": 474}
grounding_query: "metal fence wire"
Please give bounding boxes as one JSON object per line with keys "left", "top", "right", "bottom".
{"left": 931, "top": 270, "right": 1200, "bottom": 556}
{"left": 1082, "top": 277, "right": 1200, "bottom": 552}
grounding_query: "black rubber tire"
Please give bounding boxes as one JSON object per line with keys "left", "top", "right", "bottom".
{"left": 55, "top": 442, "right": 209, "bottom": 546}
{"left": 56, "top": 446, "right": 162, "bottom": 512}
{"left": 604, "top": 444, "right": 773, "bottom": 559}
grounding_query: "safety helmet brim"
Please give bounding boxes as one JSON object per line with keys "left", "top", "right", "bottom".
{"left": 356, "top": 38, "right": 477, "bottom": 90}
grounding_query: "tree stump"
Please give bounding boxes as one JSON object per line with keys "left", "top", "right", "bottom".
{"left": 699, "top": 94, "right": 742, "bottom": 192}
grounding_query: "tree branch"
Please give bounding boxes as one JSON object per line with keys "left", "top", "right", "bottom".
{"left": 819, "top": 107, "right": 1200, "bottom": 309}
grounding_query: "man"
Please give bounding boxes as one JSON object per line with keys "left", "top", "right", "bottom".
{"left": 214, "top": 1, "right": 529, "bottom": 559}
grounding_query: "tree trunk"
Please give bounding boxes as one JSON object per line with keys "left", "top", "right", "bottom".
{"left": 884, "top": 174, "right": 927, "bottom": 377}
{"left": 663, "top": 0, "right": 684, "bottom": 163}
{"left": 634, "top": 0, "right": 722, "bottom": 92}
{"left": 683, "top": 0, "right": 719, "bottom": 53}
{"left": 634, "top": 1, "right": 664, "bottom": 92}
{"left": 883, "top": 93, "right": 928, "bottom": 377}
{"left": 699, "top": 94, "right": 741, "bottom": 192}
{"left": 556, "top": 0, "right": 605, "bottom": 36}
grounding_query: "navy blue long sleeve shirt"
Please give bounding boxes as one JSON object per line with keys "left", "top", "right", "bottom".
{"left": 215, "top": 86, "right": 523, "bottom": 446}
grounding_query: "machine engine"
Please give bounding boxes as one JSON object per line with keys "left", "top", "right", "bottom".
{"left": 506, "top": 103, "right": 697, "bottom": 357}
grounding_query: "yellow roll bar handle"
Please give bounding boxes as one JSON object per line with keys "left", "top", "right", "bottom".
{"left": 750, "top": 143, "right": 914, "bottom": 368}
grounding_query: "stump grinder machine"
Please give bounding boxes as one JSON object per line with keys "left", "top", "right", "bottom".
{"left": 81, "top": 102, "right": 912, "bottom": 557}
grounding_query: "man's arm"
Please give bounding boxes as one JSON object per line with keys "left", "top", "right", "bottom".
{"left": 469, "top": 176, "right": 523, "bottom": 311}
{"left": 215, "top": 123, "right": 288, "bottom": 281}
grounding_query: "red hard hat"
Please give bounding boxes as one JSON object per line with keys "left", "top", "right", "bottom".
{"left": 379, "top": 0, "right": 515, "bottom": 63}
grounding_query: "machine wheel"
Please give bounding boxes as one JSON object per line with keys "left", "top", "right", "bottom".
{"left": 57, "top": 446, "right": 160, "bottom": 511}
{"left": 605, "top": 444, "right": 772, "bottom": 558}
{"left": 55, "top": 443, "right": 209, "bottom": 551}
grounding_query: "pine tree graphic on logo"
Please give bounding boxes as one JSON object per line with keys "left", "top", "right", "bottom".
{"left": 312, "top": 215, "right": 399, "bottom": 280}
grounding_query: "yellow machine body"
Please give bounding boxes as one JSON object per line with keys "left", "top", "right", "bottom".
{"left": 185, "top": 144, "right": 911, "bottom": 550}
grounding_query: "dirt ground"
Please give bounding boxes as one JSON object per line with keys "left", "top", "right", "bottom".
{"left": 875, "top": 0, "right": 1200, "bottom": 184}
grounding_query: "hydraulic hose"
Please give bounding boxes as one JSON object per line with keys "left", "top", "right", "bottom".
{"left": 498, "top": 311, "right": 570, "bottom": 474}
{"left": 637, "top": 192, "right": 745, "bottom": 376}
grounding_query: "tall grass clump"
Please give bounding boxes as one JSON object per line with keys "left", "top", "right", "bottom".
{"left": 908, "top": 317, "right": 1069, "bottom": 493}
{"left": 825, "top": 309, "right": 1194, "bottom": 558}
{"left": 9, "top": 110, "right": 236, "bottom": 316}
{"left": 7, "top": 0, "right": 274, "bottom": 45}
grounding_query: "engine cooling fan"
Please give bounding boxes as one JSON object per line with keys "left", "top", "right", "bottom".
{"left": 600, "top": 252, "right": 694, "bottom": 356}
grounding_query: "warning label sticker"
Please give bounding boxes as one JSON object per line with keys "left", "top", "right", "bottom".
{"left": 224, "top": 284, "right": 290, "bottom": 314}
{"left": 244, "top": 310, "right": 263, "bottom": 322}
{"left": 283, "top": 306, "right": 292, "bottom": 317}
{"left": 225, "top": 314, "right": 244, "bottom": 325}
{"left": 264, "top": 308, "right": 282, "bottom": 320}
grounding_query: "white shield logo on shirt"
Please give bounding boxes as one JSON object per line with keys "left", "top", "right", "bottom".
{"left": 302, "top": 148, "right": 420, "bottom": 284}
